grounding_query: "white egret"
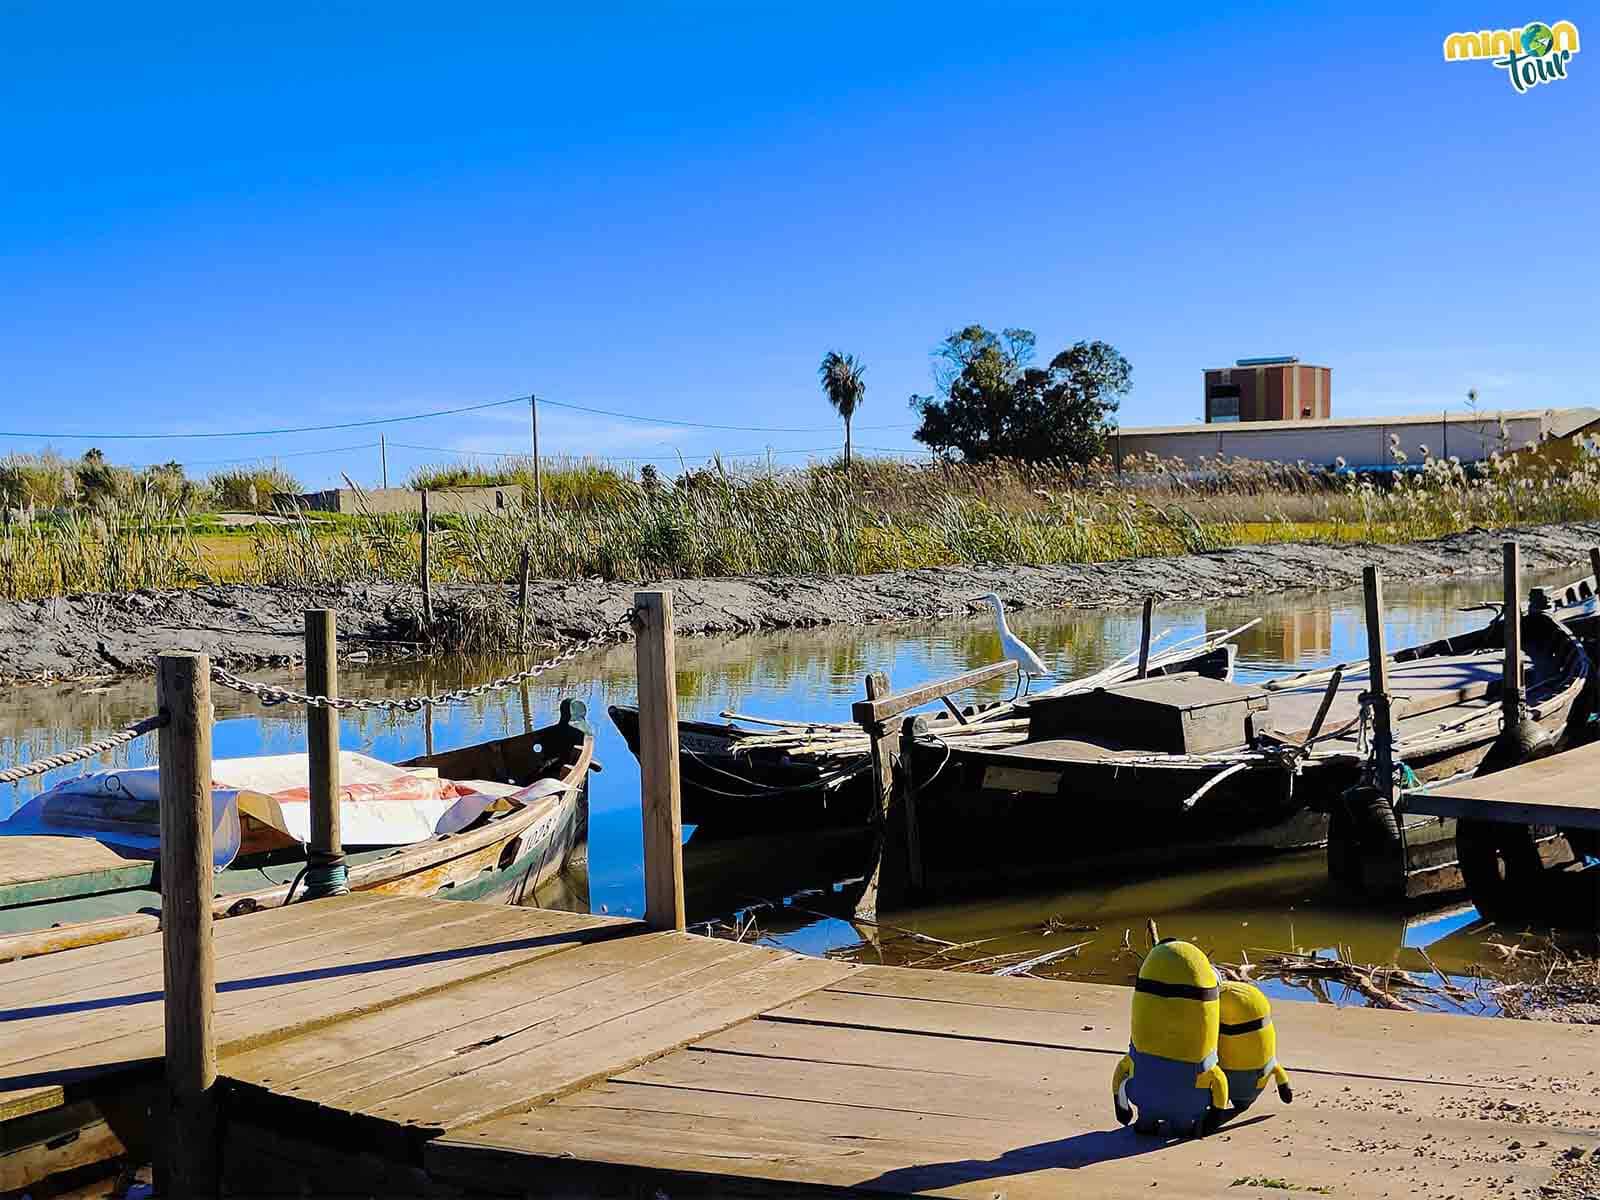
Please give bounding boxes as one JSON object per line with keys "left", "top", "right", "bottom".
{"left": 974, "top": 592, "right": 1049, "bottom": 695}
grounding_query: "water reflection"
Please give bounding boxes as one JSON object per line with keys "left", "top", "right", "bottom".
{"left": 1, "top": 566, "right": 1582, "bottom": 1007}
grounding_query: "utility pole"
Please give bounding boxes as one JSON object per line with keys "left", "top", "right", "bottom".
{"left": 379, "top": 433, "right": 388, "bottom": 490}
{"left": 529, "top": 393, "right": 544, "bottom": 524}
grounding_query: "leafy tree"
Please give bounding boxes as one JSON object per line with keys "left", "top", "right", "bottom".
{"left": 910, "top": 326, "right": 1131, "bottom": 463}
{"left": 818, "top": 351, "right": 867, "bottom": 467}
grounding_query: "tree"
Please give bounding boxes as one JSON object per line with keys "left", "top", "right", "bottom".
{"left": 910, "top": 325, "right": 1131, "bottom": 464}
{"left": 818, "top": 351, "right": 867, "bottom": 467}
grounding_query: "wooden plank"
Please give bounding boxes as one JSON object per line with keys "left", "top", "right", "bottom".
{"left": 351, "top": 954, "right": 855, "bottom": 1132}
{"left": 230, "top": 933, "right": 746, "bottom": 1104}
{"left": 851, "top": 661, "right": 1016, "bottom": 726}
{"left": 433, "top": 1068, "right": 1600, "bottom": 1200}
{"left": 0, "top": 837, "right": 153, "bottom": 890}
{"left": 156, "top": 651, "right": 218, "bottom": 1198}
{"left": 1405, "top": 740, "right": 1600, "bottom": 830}
{"left": 634, "top": 589, "right": 686, "bottom": 932}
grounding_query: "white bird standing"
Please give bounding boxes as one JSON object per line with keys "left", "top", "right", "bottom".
{"left": 975, "top": 592, "right": 1049, "bottom": 696}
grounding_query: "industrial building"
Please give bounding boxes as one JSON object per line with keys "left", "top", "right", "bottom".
{"left": 1204, "top": 356, "right": 1331, "bottom": 423}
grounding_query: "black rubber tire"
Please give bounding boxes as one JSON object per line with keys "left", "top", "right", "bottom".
{"left": 1456, "top": 818, "right": 1546, "bottom": 921}
{"left": 1327, "top": 786, "right": 1404, "bottom": 898}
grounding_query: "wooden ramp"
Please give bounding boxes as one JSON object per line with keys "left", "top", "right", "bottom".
{"left": 1405, "top": 740, "right": 1600, "bottom": 830}
{"left": 3, "top": 897, "right": 1599, "bottom": 1199}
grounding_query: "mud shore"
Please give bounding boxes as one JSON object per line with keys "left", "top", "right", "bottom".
{"left": 5, "top": 519, "right": 1600, "bottom": 681}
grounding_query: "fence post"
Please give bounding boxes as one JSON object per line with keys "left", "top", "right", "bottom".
{"left": 517, "top": 546, "right": 532, "bottom": 654}
{"left": 1362, "top": 565, "right": 1394, "bottom": 801}
{"left": 158, "top": 653, "right": 218, "bottom": 1199}
{"left": 303, "top": 609, "right": 347, "bottom": 899}
{"left": 634, "top": 590, "right": 685, "bottom": 931}
{"left": 1502, "top": 541, "right": 1523, "bottom": 725}
{"left": 420, "top": 489, "right": 434, "bottom": 632}
{"left": 853, "top": 671, "right": 900, "bottom": 921}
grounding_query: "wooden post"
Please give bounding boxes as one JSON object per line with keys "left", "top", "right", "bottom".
{"left": 304, "top": 609, "right": 347, "bottom": 898}
{"left": 634, "top": 590, "right": 685, "bottom": 931}
{"left": 1305, "top": 665, "right": 1345, "bottom": 745}
{"left": 420, "top": 489, "right": 434, "bottom": 632}
{"left": 517, "top": 546, "right": 532, "bottom": 654}
{"left": 1503, "top": 541, "right": 1523, "bottom": 723}
{"left": 157, "top": 653, "right": 218, "bottom": 1199}
{"left": 853, "top": 671, "right": 897, "bottom": 920}
{"left": 530, "top": 393, "right": 545, "bottom": 525}
{"left": 1362, "top": 565, "right": 1395, "bottom": 800}
{"left": 379, "top": 432, "right": 388, "bottom": 490}
{"left": 1136, "top": 596, "right": 1155, "bottom": 679}
{"left": 423, "top": 700, "right": 435, "bottom": 758}
{"left": 1590, "top": 546, "right": 1600, "bottom": 596}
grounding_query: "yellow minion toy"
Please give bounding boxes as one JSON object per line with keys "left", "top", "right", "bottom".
{"left": 1217, "top": 981, "right": 1292, "bottom": 1112}
{"left": 1112, "top": 939, "right": 1230, "bottom": 1137}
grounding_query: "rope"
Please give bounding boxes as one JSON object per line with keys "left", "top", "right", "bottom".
{"left": 0, "top": 713, "right": 168, "bottom": 785}
{"left": 209, "top": 613, "right": 636, "bottom": 712}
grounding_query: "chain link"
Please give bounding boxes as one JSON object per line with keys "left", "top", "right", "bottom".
{"left": 209, "top": 610, "right": 639, "bottom": 712}
{"left": 0, "top": 713, "right": 169, "bottom": 785}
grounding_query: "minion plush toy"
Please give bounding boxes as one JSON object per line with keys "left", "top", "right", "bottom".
{"left": 1112, "top": 939, "right": 1230, "bottom": 1137}
{"left": 1217, "top": 981, "right": 1292, "bottom": 1113}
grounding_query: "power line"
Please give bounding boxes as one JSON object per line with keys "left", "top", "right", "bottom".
{"left": 0, "top": 398, "right": 527, "bottom": 440}
{"left": 534, "top": 394, "right": 914, "bottom": 434}
{"left": 388, "top": 440, "right": 844, "bottom": 463}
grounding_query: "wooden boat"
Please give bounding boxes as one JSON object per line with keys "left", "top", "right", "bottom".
{"left": 898, "top": 602, "right": 1589, "bottom": 900}
{"left": 0, "top": 699, "right": 594, "bottom": 961}
{"left": 609, "top": 643, "right": 1237, "bottom": 837}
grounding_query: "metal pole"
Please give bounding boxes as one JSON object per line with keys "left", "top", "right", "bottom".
{"left": 304, "top": 609, "right": 347, "bottom": 898}
{"left": 380, "top": 433, "right": 388, "bottom": 490}
{"left": 157, "top": 653, "right": 218, "bottom": 1199}
{"left": 530, "top": 393, "right": 544, "bottom": 525}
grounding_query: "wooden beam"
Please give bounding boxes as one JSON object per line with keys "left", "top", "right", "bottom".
{"left": 850, "top": 660, "right": 1017, "bottom": 726}
{"left": 1503, "top": 541, "right": 1523, "bottom": 724}
{"left": 634, "top": 590, "right": 685, "bottom": 932}
{"left": 853, "top": 671, "right": 897, "bottom": 921}
{"left": 1304, "top": 665, "right": 1344, "bottom": 744}
{"left": 1362, "top": 565, "right": 1395, "bottom": 800}
{"left": 1136, "top": 596, "right": 1154, "bottom": 679}
{"left": 157, "top": 653, "right": 218, "bottom": 1199}
{"left": 304, "top": 608, "right": 347, "bottom": 898}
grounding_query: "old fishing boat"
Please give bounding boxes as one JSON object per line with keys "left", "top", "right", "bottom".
{"left": 0, "top": 700, "right": 594, "bottom": 960}
{"left": 608, "top": 638, "right": 1237, "bottom": 837}
{"left": 899, "top": 597, "right": 1589, "bottom": 899}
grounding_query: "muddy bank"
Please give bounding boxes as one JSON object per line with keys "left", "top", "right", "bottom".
{"left": 5, "top": 519, "right": 1600, "bottom": 681}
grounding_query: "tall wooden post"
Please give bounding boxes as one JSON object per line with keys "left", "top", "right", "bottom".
{"left": 517, "top": 546, "right": 532, "bottom": 654}
{"left": 530, "top": 393, "right": 545, "bottom": 525}
{"left": 1136, "top": 596, "right": 1155, "bottom": 678}
{"left": 853, "top": 671, "right": 898, "bottom": 921}
{"left": 379, "top": 433, "right": 388, "bottom": 490}
{"left": 1502, "top": 541, "right": 1523, "bottom": 724}
{"left": 1362, "top": 565, "right": 1395, "bottom": 800}
{"left": 419, "top": 489, "right": 434, "bottom": 632}
{"left": 157, "top": 653, "right": 218, "bottom": 1199}
{"left": 634, "top": 590, "right": 685, "bottom": 931}
{"left": 304, "top": 609, "right": 347, "bottom": 898}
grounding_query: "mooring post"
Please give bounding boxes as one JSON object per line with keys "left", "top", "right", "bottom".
{"left": 304, "top": 609, "right": 347, "bottom": 898}
{"left": 1136, "top": 596, "right": 1155, "bottom": 679}
{"left": 853, "top": 671, "right": 898, "bottom": 921}
{"left": 1502, "top": 541, "right": 1523, "bottom": 724}
{"left": 1362, "top": 565, "right": 1395, "bottom": 800}
{"left": 899, "top": 714, "right": 927, "bottom": 891}
{"left": 420, "top": 488, "right": 434, "bottom": 633}
{"left": 157, "top": 653, "right": 218, "bottom": 1199}
{"left": 1590, "top": 546, "right": 1600, "bottom": 597}
{"left": 517, "top": 545, "right": 532, "bottom": 654}
{"left": 634, "top": 590, "right": 685, "bottom": 931}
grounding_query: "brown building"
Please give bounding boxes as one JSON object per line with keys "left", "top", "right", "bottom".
{"left": 1203, "top": 357, "right": 1331, "bottom": 423}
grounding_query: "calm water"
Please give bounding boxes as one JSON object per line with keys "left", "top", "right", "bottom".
{"left": 1, "top": 568, "right": 1584, "bottom": 1011}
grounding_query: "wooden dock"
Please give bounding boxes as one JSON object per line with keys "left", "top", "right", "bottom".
{"left": 4, "top": 894, "right": 1598, "bottom": 1199}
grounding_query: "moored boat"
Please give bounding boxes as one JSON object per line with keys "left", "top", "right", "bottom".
{"left": 0, "top": 700, "right": 595, "bottom": 960}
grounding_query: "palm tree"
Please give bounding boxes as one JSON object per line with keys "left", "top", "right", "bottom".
{"left": 818, "top": 351, "right": 867, "bottom": 467}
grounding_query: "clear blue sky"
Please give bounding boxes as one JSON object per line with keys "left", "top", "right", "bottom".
{"left": 2, "top": 3, "right": 1594, "bottom": 486}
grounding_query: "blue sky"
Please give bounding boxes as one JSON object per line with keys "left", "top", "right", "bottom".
{"left": 1, "top": 3, "right": 1594, "bottom": 485}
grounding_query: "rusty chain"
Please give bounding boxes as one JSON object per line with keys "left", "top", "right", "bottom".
{"left": 208, "top": 610, "right": 639, "bottom": 712}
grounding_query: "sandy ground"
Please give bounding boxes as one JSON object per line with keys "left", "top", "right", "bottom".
{"left": 5, "top": 518, "right": 1600, "bottom": 681}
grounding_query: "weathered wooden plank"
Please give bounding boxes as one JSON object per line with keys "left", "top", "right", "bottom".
{"left": 232, "top": 933, "right": 745, "bottom": 1104}
{"left": 851, "top": 661, "right": 1016, "bottom": 726}
{"left": 1406, "top": 740, "right": 1600, "bottom": 830}
{"left": 355, "top": 954, "right": 855, "bottom": 1132}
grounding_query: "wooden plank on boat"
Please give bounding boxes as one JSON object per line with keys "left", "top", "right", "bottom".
{"left": 851, "top": 661, "right": 1017, "bottom": 726}
{"left": 1404, "top": 740, "right": 1600, "bottom": 830}
{"left": 0, "top": 836, "right": 153, "bottom": 891}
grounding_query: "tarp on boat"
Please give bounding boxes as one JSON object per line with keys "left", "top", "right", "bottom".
{"left": 6, "top": 752, "right": 526, "bottom": 871}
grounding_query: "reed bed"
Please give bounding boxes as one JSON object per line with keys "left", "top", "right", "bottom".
{"left": 5, "top": 446, "right": 1600, "bottom": 604}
